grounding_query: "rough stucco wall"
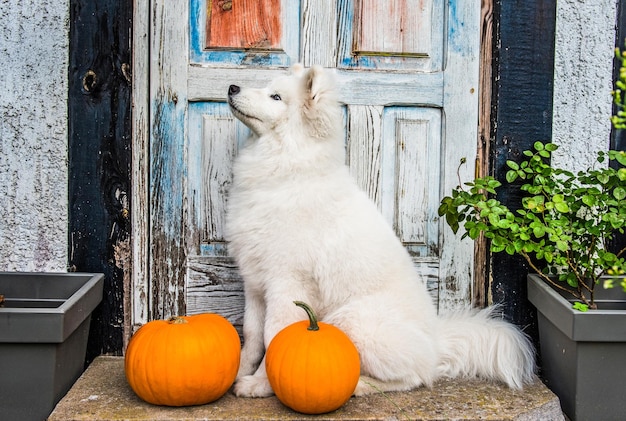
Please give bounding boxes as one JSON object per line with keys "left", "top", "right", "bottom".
{"left": 552, "top": 0, "right": 618, "bottom": 171}
{"left": 0, "top": 0, "right": 69, "bottom": 271}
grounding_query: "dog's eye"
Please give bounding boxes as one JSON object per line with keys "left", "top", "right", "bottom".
{"left": 270, "top": 94, "right": 281, "bottom": 101}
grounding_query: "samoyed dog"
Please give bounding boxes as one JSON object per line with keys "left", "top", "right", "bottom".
{"left": 225, "top": 64, "right": 535, "bottom": 397}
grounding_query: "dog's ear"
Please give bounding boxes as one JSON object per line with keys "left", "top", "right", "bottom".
{"left": 302, "top": 66, "right": 341, "bottom": 139}
{"left": 304, "top": 65, "right": 335, "bottom": 107}
{"left": 289, "top": 63, "right": 304, "bottom": 76}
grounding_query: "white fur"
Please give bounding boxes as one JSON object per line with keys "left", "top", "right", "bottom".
{"left": 225, "top": 65, "right": 536, "bottom": 397}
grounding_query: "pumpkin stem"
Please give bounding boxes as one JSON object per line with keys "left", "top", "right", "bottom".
{"left": 167, "top": 316, "right": 188, "bottom": 324}
{"left": 294, "top": 301, "right": 320, "bottom": 331}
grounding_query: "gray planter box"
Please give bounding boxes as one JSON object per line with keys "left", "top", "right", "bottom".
{"left": 0, "top": 272, "right": 104, "bottom": 421}
{"left": 527, "top": 274, "right": 626, "bottom": 421}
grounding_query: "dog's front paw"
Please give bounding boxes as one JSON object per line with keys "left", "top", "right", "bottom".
{"left": 233, "top": 375, "right": 274, "bottom": 398}
{"left": 353, "top": 378, "right": 376, "bottom": 396}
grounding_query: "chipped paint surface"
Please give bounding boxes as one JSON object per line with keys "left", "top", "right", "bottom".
{"left": 0, "top": 0, "right": 69, "bottom": 271}
{"left": 189, "top": 0, "right": 297, "bottom": 65}
{"left": 206, "top": 0, "right": 281, "bottom": 49}
{"left": 338, "top": 0, "right": 444, "bottom": 70}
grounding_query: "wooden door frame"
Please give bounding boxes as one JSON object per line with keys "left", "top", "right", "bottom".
{"left": 128, "top": 0, "right": 558, "bottom": 341}
{"left": 130, "top": 0, "right": 481, "bottom": 334}
{"left": 131, "top": 0, "right": 150, "bottom": 335}
{"left": 489, "top": 0, "right": 557, "bottom": 337}
{"left": 69, "top": 0, "right": 133, "bottom": 359}
{"left": 474, "top": 0, "right": 494, "bottom": 308}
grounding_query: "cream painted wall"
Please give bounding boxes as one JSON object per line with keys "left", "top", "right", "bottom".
{"left": 0, "top": 0, "right": 69, "bottom": 271}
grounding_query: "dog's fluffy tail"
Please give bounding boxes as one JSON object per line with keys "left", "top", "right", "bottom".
{"left": 436, "top": 307, "right": 536, "bottom": 389}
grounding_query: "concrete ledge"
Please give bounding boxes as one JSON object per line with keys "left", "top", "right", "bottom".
{"left": 49, "top": 356, "right": 564, "bottom": 420}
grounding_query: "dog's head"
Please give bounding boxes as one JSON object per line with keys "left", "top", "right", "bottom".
{"left": 227, "top": 64, "right": 341, "bottom": 140}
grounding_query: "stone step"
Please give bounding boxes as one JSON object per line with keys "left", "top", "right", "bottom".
{"left": 48, "top": 356, "right": 564, "bottom": 420}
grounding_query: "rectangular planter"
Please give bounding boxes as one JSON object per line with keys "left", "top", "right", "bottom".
{"left": 527, "top": 274, "right": 626, "bottom": 421}
{"left": 0, "top": 272, "right": 104, "bottom": 421}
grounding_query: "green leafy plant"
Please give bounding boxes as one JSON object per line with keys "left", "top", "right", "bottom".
{"left": 440, "top": 47, "right": 626, "bottom": 311}
{"left": 439, "top": 141, "right": 626, "bottom": 310}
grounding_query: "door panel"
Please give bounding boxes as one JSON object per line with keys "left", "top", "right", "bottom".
{"left": 346, "top": 105, "right": 383, "bottom": 206}
{"left": 187, "top": 102, "right": 248, "bottom": 254}
{"left": 205, "top": 0, "right": 282, "bottom": 50}
{"left": 338, "top": 0, "right": 444, "bottom": 70}
{"left": 143, "top": 0, "right": 479, "bottom": 328}
{"left": 356, "top": 0, "right": 432, "bottom": 55}
{"left": 382, "top": 107, "right": 441, "bottom": 259}
{"left": 190, "top": 0, "right": 299, "bottom": 65}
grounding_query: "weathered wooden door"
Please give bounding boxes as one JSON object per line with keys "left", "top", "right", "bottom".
{"left": 134, "top": 0, "right": 480, "bottom": 331}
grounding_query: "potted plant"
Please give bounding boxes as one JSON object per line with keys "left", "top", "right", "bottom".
{"left": 437, "top": 50, "right": 626, "bottom": 421}
{"left": 0, "top": 272, "right": 104, "bottom": 421}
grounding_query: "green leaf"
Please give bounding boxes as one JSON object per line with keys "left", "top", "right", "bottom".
{"left": 498, "top": 219, "right": 512, "bottom": 229}
{"left": 582, "top": 194, "right": 596, "bottom": 207}
{"left": 506, "top": 170, "right": 518, "bottom": 183}
{"left": 544, "top": 251, "right": 553, "bottom": 263}
{"left": 603, "top": 252, "right": 617, "bottom": 262}
{"left": 555, "top": 202, "right": 570, "bottom": 213}
{"left": 572, "top": 302, "right": 589, "bottom": 312}
{"left": 614, "top": 187, "right": 626, "bottom": 201}
{"left": 613, "top": 151, "right": 626, "bottom": 166}
{"left": 491, "top": 243, "right": 506, "bottom": 253}
{"left": 564, "top": 273, "right": 579, "bottom": 288}
{"left": 598, "top": 173, "right": 610, "bottom": 184}
{"left": 506, "top": 160, "right": 519, "bottom": 170}
{"left": 437, "top": 204, "right": 447, "bottom": 217}
{"left": 488, "top": 179, "right": 502, "bottom": 189}
{"left": 445, "top": 213, "right": 459, "bottom": 234}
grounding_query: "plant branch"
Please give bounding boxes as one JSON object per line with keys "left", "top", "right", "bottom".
{"left": 521, "top": 252, "right": 589, "bottom": 305}
{"left": 616, "top": 245, "right": 626, "bottom": 259}
{"left": 456, "top": 158, "right": 467, "bottom": 191}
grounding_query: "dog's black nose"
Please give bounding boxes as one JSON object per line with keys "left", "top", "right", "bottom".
{"left": 228, "top": 85, "right": 240, "bottom": 96}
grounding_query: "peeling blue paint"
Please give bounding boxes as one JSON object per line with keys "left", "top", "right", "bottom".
{"left": 338, "top": 0, "right": 375, "bottom": 68}
{"left": 187, "top": 101, "right": 251, "bottom": 254}
{"left": 200, "top": 242, "right": 228, "bottom": 257}
{"left": 337, "top": 0, "right": 384, "bottom": 68}
{"left": 189, "top": 0, "right": 291, "bottom": 66}
{"left": 447, "top": 1, "right": 477, "bottom": 58}
{"left": 336, "top": 0, "right": 439, "bottom": 70}
{"left": 151, "top": 96, "right": 187, "bottom": 240}
{"left": 188, "top": 101, "right": 250, "bottom": 162}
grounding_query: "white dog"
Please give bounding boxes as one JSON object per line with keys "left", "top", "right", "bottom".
{"left": 225, "top": 64, "right": 535, "bottom": 397}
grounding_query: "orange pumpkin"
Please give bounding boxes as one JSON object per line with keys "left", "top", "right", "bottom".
{"left": 124, "top": 313, "right": 240, "bottom": 406}
{"left": 265, "top": 301, "right": 360, "bottom": 414}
